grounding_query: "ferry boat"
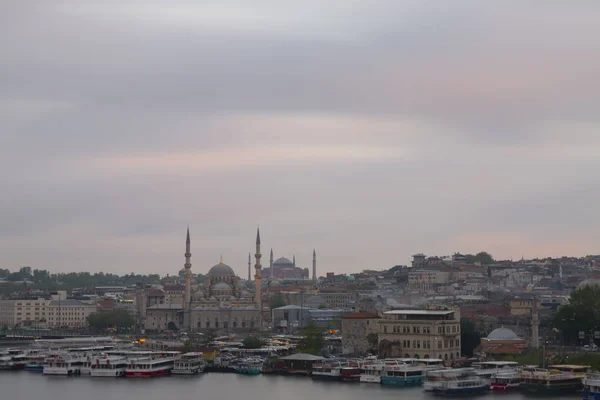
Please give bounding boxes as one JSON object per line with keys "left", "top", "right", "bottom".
{"left": 24, "top": 350, "right": 47, "bottom": 372}
{"left": 90, "top": 354, "right": 127, "bottom": 377}
{"left": 312, "top": 360, "right": 347, "bottom": 381}
{"left": 424, "top": 367, "right": 489, "bottom": 395}
{"left": 43, "top": 353, "right": 85, "bottom": 376}
{"left": 520, "top": 365, "right": 587, "bottom": 394}
{"left": 381, "top": 360, "right": 425, "bottom": 386}
{"left": 583, "top": 372, "right": 600, "bottom": 400}
{"left": 125, "top": 352, "right": 178, "bottom": 377}
{"left": 340, "top": 365, "right": 362, "bottom": 382}
{"left": 490, "top": 369, "right": 521, "bottom": 391}
{"left": 0, "top": 349, "right": 27, "bottom": 370}
{"left": 360, "top": 359, "right": 385, "bottom": 383}
{"left": 172, "top": 352, "right": 205, "bottom": 375}
{"left": 472, "top": 361, "right": 519, "bottom": 379}
{"left": 235, "top": 357, "right": 264, "bottom": 376}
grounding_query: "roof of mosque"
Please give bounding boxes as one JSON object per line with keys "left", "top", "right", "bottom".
{"left": 273, "top": 257, "right": 294, "bottom": 266}
{"left": 207, "top": 262, "right": 236, "bottom": 277}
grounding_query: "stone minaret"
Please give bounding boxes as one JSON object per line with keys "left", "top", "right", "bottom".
{"left": 248, "top": 252, "right": 251, "bottom": 281}
{"left": 270, "top": 248, "right": 274, "bottom": 278}
{"left": 255, "top": 228, "right": 262, "bottom": 315}
{"left": 531, "top": 294, "right": 540, "bottom": 349}
{"left": 293, "top": 254, "right": 296, "bottom": 267}
{"left": 312, "top": 249, "right": 317, "bottom": 281}
{"left": 184, "top": 227, "right": 192, "bottom": 307}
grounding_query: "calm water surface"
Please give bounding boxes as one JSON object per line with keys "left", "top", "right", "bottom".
{"left": 0, "top": 372, "right": 582, "bottom": 400}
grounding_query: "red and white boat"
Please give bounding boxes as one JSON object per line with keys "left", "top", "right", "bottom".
{"left": 490, "top": 370, "right": 521, "bottom": 391}
{"left": 125, "top": 352, "right": 178, "bottom": 378}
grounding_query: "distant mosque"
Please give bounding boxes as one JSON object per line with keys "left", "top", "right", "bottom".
{"left": 146, "top": 227, "right": 317, "bottom": 333}
{"left": 250, "top": 249, "right": 317, "bottom": 281}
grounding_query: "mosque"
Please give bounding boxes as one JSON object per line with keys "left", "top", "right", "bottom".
{"left": 254, "top": 249, "right": 317, "bottom": 281}
{"left": 145, "top": 227, "right": 317, "bottom": 332}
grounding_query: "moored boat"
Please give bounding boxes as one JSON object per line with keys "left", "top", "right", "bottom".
{"left": 520, "top": 365, "right": 587, "bottom": 394}
{"left": 360, "top": 359, "right": 385, "bottom": 383}
{"left": 381, "top": 360, "right": 425, "bottom": 386}
{"left": 490, "top": 369, "right": 521, "bottom": 391}
{"left": 43, "top": 352, "right": 84, "bottom": 376}
{"left": 90, "top": 354, "right": 127, "bottom": 377}
{"left": 125, "top": 352, "right": 178, "bottom": 378}
{"left": 312, "top": 360, "right": 346, "bottom": 381}
{"left": 0, "top": 349, "right": 27, "bottom": 370}
{"left": 583, "top": 372, "right": 600, "bottom": 400}
{"left": 424, "top": 367, "right": 489, "bottom": 395}
{"left": 172, "top": 352, "right": 205, "bottom": 375}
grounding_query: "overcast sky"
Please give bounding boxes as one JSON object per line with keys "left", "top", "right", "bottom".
{"left": 1, "top": 1, "right": 599, "bottom": 276}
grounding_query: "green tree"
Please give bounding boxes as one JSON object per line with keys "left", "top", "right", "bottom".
{"left": 465, "top": 252, "right": 494, "bottom": 265}
{"left": 242, "top": 335, "right": 266, "bottom": 349}
{"left": 87, "top": 309, "right": 135, "bottom": 333}
{"left": 553, "top": 285, "right": 600, "bottom": 344}
{"left": 269, "top": 294, "right": 286, "bottom": 309}
{"left": 460, "top": 317, "right": 481, "bottom": 357}
{"left": 318, "top": 304, "right": 328, "bottom": 309}
{"left": 366, "top": 333, "right": 379, "bottom": 354}
{"left": 297, "top": 322, "right": 325, "bottom": 355}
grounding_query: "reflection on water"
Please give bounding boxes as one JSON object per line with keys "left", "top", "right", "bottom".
{"left": 0, "top": 372, "right": 581, "bottom": 400}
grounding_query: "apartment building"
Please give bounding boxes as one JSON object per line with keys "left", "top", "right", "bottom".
{"left": 378, "top": 307, "right": 461, "bottom": 363}
{"left": 0, "top": 298, "right": 49, "bottom": 328}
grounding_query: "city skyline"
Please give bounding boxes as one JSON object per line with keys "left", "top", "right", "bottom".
{"left": 2, "top": 1, "right": 599, "bottom": 275}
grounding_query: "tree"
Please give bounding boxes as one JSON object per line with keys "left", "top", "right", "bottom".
{"left": 465, "top": 252, "right": 494, "bottom": 265}
{"left": 318, "top": 304, "right": 328, "bottom": 309}
{"left": 297, "top": 322, "right": 325, "bottom": 355}
{"left": 553, "top": 285, "right": 600, "bottom": 344}
{"left": 87, "top": 309, "right": 135, "bottom": 333}
{"left": 242, "top": 335, "right": 266, "bottom": 349}
{"left": 366, "top": 333, "right": 379, "bottom": 354}
{"left": 460, "top": 317, "right": 481, "bottom": 357}
{"left": 269, "top": 294, "right": 286, "bottom": 309}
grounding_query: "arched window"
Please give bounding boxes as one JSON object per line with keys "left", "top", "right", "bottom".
{"left": 444, "top": 354, "right": 448, "bottom": 360}
{"left": 233, "top": 321, "right": 237, "bottom": 328}
{"left": 206, "top": 321, "right": 210, "bottom": 328}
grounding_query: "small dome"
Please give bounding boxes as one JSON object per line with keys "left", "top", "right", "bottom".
{"left": 487, "top": 327, "right": 520, "bottom": 341}
{"left": 577, "top": 278, "right": 600, "bottom": 290}
{"left": 212, "top": 282, "right": 232, "bottom": 290}
{"left": 347, "top": 275, "right": 356, "bottom": 281}
{"left": 208, "top": 262, "right": 236, "bottom": 277}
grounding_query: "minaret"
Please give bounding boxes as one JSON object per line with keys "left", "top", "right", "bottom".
{"left": 312, "top": 249, "right": 317, "bottom": 281}
{"left": 531, "top": 294, "right": 539, "bottom": 349}
{"left": 293, "top": 254, "right": 296, "bottom": 267}
{"left": 248, "top": 252, "right": 251, "bottom": 281}
{"left": 270, "top": 248, "right": 274, "bottom": 278}
{"left": 184, "top": 227, "right": 192, "bottom": 307}
{"left": 254, "top": 228, "right": 262, "bottom": 317}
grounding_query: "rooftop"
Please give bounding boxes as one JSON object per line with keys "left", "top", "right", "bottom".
{"left": 341, "top": 312, "right": 379, "bottom": 319}
{"left": 384, "top": 310, "right": 454, "bottom": 316}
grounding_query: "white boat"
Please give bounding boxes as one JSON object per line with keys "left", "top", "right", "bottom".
{"left": 583, "top": 372, "right": 600, "bottom": 400}
{"left": 0, "top": 349, "right": 27, "bottom": 370}
{"left": 360, "top": 359, "right": 385, "bottom": 383}
{"left": 490, "top": 369, "right": 521, "bottom": 391}
{"left": 424, "top": 368, "right": 489, "bottom": 395}
{"left": 25, "top": 349, "right": 48, "bottom": 372}
{"left": 125, "top": 352, "right": 178, "bottom": 378}
{"left": 43, "top": 352, "right": 86, "bottom": 376}
{"left": 172, "top": 352, "right": 205, "bottom": 375}
{"left": 90, "top": 354, "right": 127, "bottom": 377}
{"left": 472, "top": 361, "right": 519, "bottom": 379}
{"left": 312, "top": 360, "right": 346, "bottom": 381}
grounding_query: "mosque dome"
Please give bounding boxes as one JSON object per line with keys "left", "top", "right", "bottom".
{"left": 274, "top": 257, "right": 294, "bottom": 266}
{"left": 487, "top": 327, "right": 520, "bottom": 341}
{"left": 577, "top": 278, "right": 600, "bottom": 290}
{"left": 208, "top": 262, "right": 236, "bottom": 277}
{"left": 347, "top": 275, "right": 356, "bottom": 281}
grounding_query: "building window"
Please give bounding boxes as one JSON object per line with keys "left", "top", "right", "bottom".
{"left": 384, "top": 326, "right": 388, "bottom": 334}
{"left": 438, "top": 341, "right": 442, "bottom": 349}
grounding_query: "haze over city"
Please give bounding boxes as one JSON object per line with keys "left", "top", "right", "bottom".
{"left": 2, "top": 1, "right": 599, "bottom": 275}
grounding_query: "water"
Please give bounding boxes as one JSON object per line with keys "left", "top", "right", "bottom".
{"left": 0, "top": 372, "right": 581, "bottom": 400}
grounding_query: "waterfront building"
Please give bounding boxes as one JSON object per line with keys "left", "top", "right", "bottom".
{"left": 0, "top": 298, "right": 95, "bottom": 329}
{"left": 272, "top": 305, "right": 311, "bottom": 332}
{"left": 377, "top": 307, "right": 461, "bottom": 362}
{"left": 341, "top": 312, "right": 379, "bottom": 356}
